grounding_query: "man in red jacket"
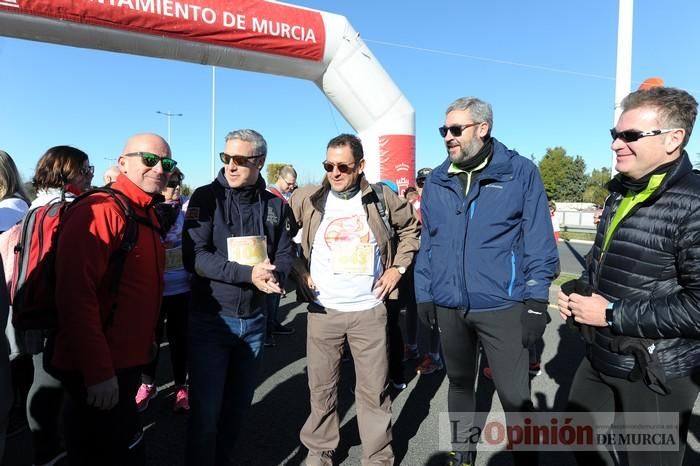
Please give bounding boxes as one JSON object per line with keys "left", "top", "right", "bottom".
{"left": 52, "top": 133, "right": 173, "bottom": 465}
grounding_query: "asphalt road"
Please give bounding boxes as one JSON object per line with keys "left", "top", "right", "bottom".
{"left": 556, "top": 240, "right": 592, "bottom": 276}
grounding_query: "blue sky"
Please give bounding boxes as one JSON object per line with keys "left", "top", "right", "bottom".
{"left": 2, "top": 0, "right": 700, "bottom": 190}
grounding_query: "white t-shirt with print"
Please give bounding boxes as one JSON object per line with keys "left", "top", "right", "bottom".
{"left": 310, "top": 191, "right": 383, "bottom": 312}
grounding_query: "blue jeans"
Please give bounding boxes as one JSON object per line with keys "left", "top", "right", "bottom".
{"left": 186, "top": 311, "right": 265, "bottom": 466}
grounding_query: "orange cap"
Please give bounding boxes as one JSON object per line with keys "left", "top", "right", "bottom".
{"left": 638, "top": 77, "right": 664, "bottom": 90}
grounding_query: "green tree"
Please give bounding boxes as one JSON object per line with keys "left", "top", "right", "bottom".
{"left": 181, "top": 183, "right": 193, "bottom": 197}
{"left": 538, "top": 147, "right": 587, "bottom": 201}
{"left": 583, "top": 167, "right": 611, "bottom": 205}
{"left": 23, "top": 181, "right": 37, "bottom": 201}
{"left": 266, "top": 163, "right": 286, "bottom": 185}
{"left": 589, "top": 167, "right": 611, "bottom": 186}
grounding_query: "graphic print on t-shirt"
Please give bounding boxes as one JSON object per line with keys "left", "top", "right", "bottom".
{"left": 325, "top": 215, "right": 374, "bottom": 275}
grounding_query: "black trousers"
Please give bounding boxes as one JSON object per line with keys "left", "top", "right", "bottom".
{"left": 28, "top": 352, "right": 64, "bottom": 464}
{"left": 62, "top": 366, "right": 145, "bottom": 466}
{"left": 437, "top": 304, "right": 535, "bottom": 465}
{"left": 386, "top": 299, "right": 405, "bottom": 383}
{"left": 567, "top": 357, "right": 700, "bottom": 466}
{"left": 142, "top": 292, "right": 189, "bottom": 386}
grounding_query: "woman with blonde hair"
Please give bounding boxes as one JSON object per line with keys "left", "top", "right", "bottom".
{"left": 0, "top": 150, "right": 30, "bottom": 233}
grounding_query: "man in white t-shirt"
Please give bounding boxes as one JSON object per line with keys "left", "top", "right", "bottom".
{"left": 290, "top": 134, "right": 420, "bottom": 466}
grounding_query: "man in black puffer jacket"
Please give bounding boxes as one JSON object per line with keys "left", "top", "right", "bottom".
{"left": 559, "top": 86, "right": 700, "bottom": 466}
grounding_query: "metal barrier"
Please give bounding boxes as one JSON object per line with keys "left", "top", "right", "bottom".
{"left": 561, "top": 225, "right": 597, "bottom": 234}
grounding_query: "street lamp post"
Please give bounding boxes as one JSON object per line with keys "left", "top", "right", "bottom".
{"left": 155, "top": 110, "right": 183, "bottom": 144}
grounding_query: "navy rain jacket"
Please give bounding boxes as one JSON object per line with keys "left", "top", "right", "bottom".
{"left": 414, "top": 138, "right": 558, "bottom": 311}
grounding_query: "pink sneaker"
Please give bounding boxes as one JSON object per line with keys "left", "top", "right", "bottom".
{"left": 135, "top": 384, "right": 157, "bottom": 412}
{"left": 174, "top": 386, "right": 190, "bottom": 412}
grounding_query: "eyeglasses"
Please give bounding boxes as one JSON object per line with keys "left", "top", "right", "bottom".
{"left": 609, "top": 128, "right": 681, "bottom": 143}
{"left": 80, "top": 165, "right": 95, "bottom": 176}
{"left": 322, "top": 161, "right": 356, "bottom": 174}
{"left": 220, "top": 152, "right": 264, "bottom": 166}
{"left": 439, "top": 122, "right": 481, "bottom": 138}
{"left": 123, "top": 152, "right": 177, "bottom": 171}
{"left": 282, "top": 179, "right": 297, "bottom": 190}
{"left": 166, "top": 179, "right": 181, "bottom": 188}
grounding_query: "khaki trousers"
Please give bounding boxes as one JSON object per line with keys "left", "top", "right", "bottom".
{"left": 300, "top": 303, "right": 393, "bottom": 466}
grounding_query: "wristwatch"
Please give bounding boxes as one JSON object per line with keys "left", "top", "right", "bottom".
{"left": 393, "top": 265, "right": 406, "bottom": 275}
{"left": 605, "top": 302, "right": 615, "bottom": 328}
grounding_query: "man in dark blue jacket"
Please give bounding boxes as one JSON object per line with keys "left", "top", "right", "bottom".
{"left": 415, "top": 97, "right": 558, "bottom": 465}
{"left": 183, "top": 129, "right": 295, "bottom": 466}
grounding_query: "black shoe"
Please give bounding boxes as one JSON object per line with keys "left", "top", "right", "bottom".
{"left": 390, "top": 379, "right": 407, "bottom": 390}
{"left": 446, "top": 451, "right": 472, "bottom": 466}
{"left": 264, "top": 334, "right": 277, "bottom": 347}
{"left": 272, "top": 322, "right": 295, "bottom": 335}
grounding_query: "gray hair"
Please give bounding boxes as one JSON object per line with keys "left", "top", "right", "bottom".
{"left": 0, "top": 150, "right": 29, "bottom": 202}
{"left": 279, "top": 165, "right": 297, "bottom": 179}
{"left": 224, "top": 129, "right": 267, "bottom": 157}
{"left": 621, "top": 87, "right": 698, "bottom": 149}
{"left": 103, "top": 165, "right": 120, "bottom": 184}
{"left": 446, "top": 97, "right": 494, "bottom": 135}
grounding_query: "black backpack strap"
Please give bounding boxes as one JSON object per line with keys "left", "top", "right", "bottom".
{"left": 70, "top": 187, "right": 161, "bottom": 330}
{"left": 92, "top": 188, "right": 140, "bottom": 330}
{"left": 371, "top": 183, "right": 393, "bottom": 239}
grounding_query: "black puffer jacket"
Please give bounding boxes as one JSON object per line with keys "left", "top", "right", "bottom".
{"left": 585, "top": 153, "right": 700, "bottom": 380}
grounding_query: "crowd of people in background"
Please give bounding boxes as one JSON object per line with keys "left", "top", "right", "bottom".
{"left": 1, "top": 85, "right": 699, "bottom": 466}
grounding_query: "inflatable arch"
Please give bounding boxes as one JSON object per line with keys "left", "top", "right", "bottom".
{"left": 0, "top": 0, "right": 416, "bottom": 191}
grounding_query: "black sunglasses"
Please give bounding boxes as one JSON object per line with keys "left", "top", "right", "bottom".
{"left": 609, "top": 128, "right": 679, "bottom": 143}
{"left": 123, "top": 152, "right": 177, "bottom": 171}
{"left": 439, "top": 122, "right": 481, "bottom": 138}
{"left": 166, "top": 179, "right": 181, "bottom": 188}
{"left": 322, "top": 161, "right": 356, "bottom": 174}
{"left": 220, "top": 152, "right": 264, "bottom": 166}
{"left": 80, "top": 165, "right": 95, "bottom": 176}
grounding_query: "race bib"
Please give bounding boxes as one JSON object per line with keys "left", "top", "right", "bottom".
{"left": 331, "top": 243, "right": 374, "bottom": 275}
{"left": 227, "top": 235, "right": 268, "bottom": 265}
{"left": 165, "top": 247, "right": 183, "bottom": 271}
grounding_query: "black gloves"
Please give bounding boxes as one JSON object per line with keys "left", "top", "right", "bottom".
{"left": 559, "top": 279, "right": 596, "bottom": 343}
{"left": 417, "top": 302, "right": 438, "bottom": 328}
{"left": 521, "top": 299, "right": 549, "bottom": 348}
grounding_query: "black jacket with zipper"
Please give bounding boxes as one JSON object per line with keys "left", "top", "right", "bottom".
{"left": 183, "top": 170, "right": 295, "bottom": 318}
{"left": 583, "top": 152, "right": 700, "bottom": 380}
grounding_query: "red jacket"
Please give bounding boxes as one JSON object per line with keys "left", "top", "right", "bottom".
{"left": 52, "top": 175, "right": 165, "bottom": 386}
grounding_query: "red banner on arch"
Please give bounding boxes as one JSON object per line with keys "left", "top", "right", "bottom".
{"left": 0, "top": 0, "right": 326, "bottom": 61}
{"left": 379, "top": 134, "right": 415, "bottom": 196}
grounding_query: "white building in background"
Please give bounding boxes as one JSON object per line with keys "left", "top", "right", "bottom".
{"left": 553, "top": 202, "right": 598, "bottom": 228}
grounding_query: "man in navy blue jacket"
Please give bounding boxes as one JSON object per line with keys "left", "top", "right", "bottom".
{"left": 183, "top": 129, "right": 295, "bottom": 466}
{"left": 414, "top": 97, "right": 558, "bottom": 465}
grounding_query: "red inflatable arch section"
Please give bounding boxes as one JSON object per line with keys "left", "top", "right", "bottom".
{"left": 0, "top": 0, "right": 415, "bottom": 190}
